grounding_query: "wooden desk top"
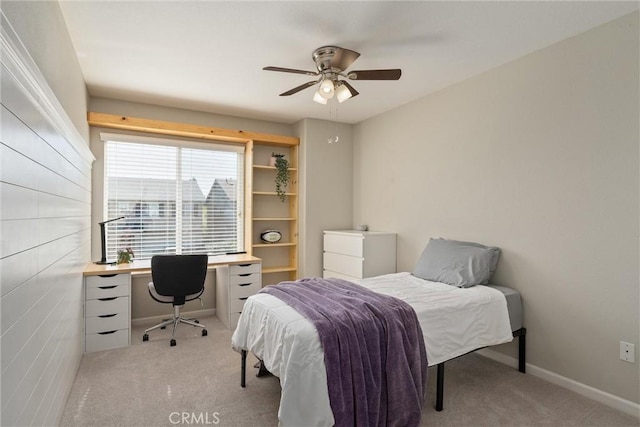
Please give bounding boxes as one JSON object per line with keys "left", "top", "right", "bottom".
{"left": 83, "top": 254, "right": 261, "bottom": 276}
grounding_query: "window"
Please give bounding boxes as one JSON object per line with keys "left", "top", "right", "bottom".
{"left": 102, "top": 133, "right": 244, "bottom": 260}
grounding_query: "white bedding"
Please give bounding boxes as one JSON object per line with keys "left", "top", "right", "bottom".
{"left": 231, "top": 272, "right": 513, "bottom": 426}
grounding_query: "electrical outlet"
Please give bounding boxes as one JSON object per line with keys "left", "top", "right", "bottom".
{"left": 620, "top": 341, "right": 635, "bottom": 363}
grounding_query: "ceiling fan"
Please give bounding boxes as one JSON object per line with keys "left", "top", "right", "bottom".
{"left": 263, "top": 45, "right": 401, "bottom": 104}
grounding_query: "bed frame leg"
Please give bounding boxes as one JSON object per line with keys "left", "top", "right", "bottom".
{"left": 241, "top": 349, "right": 247, "bottom": 388}
{"left": 436, "top": 362, "right": 445, "bottom": 411}
{"left": 256, "top": 360, "right": 270, "bottom": 377}
{"left": 518, "top": 328, "right": 526, "bottom": 373}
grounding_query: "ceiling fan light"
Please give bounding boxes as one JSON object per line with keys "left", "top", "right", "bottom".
{"left": 313, "top": 89, "right": 328, "bottom": 104}
{"left": 319, "top": 79, "right": 335, "bottom": 99}
{"left": 335, "top": 83, "right": 353, "bottom": 103}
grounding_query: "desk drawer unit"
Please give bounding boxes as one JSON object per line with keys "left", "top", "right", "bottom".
{"left": 322, "top": 230, "right": 397, "bottom": 280}
{"left": 84, "top": 273, "right": 131, "bottom": 353}
{"left": 216, "top": 262, "right": 262, "bottom": 329}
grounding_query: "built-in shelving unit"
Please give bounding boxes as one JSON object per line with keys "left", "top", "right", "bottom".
{"left": 248, "top": 141, "right": 299, "bottom": 285}
{"left": 87, "top": 112, "right": 300, "bottom": 287}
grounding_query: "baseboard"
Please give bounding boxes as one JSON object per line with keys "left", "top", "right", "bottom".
{"left": 476, "top": 348, "right": 640, "bottom": 419}
{"left": 131, "top": 308, "right": 216, "bottom": 327}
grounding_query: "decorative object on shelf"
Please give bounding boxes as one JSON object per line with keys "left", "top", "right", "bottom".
{"left": 272, "top": 152, "right": 290, "bottom": 202}
{"left": 356, "top": 224, "right": 369, "bottom": 231}
{"left": 117, "top": 248, "right": 134, "bottom": 264}
{"left": 260, "top": 230, "right": 282, "bottom": 243}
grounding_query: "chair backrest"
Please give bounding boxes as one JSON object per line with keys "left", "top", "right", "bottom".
{"left": 151, "top": 255, "right": 208, "bottom": 300}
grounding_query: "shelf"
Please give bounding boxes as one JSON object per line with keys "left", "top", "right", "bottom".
{"left": 263, "top": 265, "right": 297, "bottom": 274}
{"left": 253, "top": 165, "right": 298, "bottom": 171}
{"left": 250, "top": 143, "right": 298, "bottom": 282}
{"left": 253, "top": 191, "right": 297, "bottom": 196}
{"left": 253, "top": 217, "right": 296, "bottom": 221}
{"left": 252, "top": 242, "right": 297, "bottom": 248}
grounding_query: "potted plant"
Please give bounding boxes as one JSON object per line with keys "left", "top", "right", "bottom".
{"left": 117, "top": 248, "right": 134, "bottom": 264}
{"left": 272, "top": 152, "right": 290, "bottom": 202}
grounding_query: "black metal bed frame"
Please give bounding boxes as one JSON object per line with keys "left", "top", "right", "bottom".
{"left": 240, "top": 327, "right": 527, "bottom": 412}
{"left": 435, "top": 327, "right": 526, "bottom": 411}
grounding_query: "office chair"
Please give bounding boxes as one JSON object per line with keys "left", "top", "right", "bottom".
{"left": 142, "top": 254, "right": 208, "bottom": 346}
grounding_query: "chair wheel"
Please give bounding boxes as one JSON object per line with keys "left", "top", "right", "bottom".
{"left": 195, "top": 319, "right": 200, "bottom": 324}
{"left": 170, "top": 339, "right": 176, "bottom": 346}
{"left": 142, "top": 334, "right": 149, "bottom": 342}
{"left": 202, "top": 329, "right": 208, "bottom": 337}
{"left": 160, "top": 326, "right": 166, "bottom": 330}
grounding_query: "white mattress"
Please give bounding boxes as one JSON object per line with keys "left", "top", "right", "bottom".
{"left": 231, "top": 272, "right": 513, "bottom": 426}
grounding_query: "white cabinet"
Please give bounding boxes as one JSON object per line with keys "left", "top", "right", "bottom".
{"left": 323, "top": 230, "right": 396, "bottom": 280}
{"left": 84, "top": 273, "right": 131, "bottom": 352}
{"left": 216, "top": 261, "right": 262, "bottom": 329}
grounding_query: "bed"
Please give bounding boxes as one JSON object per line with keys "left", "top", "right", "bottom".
{"left": 231, "top": 238, "right": 527, "bottom": 426}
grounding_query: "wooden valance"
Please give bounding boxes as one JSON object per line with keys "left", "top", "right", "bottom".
{"left": 88, "top": 112, "right": 299, "bottom": 147}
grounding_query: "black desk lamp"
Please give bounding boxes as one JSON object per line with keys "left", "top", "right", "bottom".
{"left": 95, "top": 216, "right": 125, "bottom": 264}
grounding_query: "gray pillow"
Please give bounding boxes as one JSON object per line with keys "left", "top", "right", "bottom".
{"left": 413, "top": 238, "right": 500, "bottom": 288}
{"left": 440, "top": 238, "right": 501, "bottom": 283}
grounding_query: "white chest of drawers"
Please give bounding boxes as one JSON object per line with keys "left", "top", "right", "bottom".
{"left": 323, "top": 230, "right": 397, "bottom": 280}
{"left": 84, "top": 273, "right": 131, "bottom": 352}
{"left": 216, "top": 261, "right": 262, "bottom": 329}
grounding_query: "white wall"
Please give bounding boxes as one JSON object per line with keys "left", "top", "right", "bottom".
{"left": 0, "top": 3, "right": 92, "bottom": 425}
{"left": 353, "top": 12, "right": 639, "bottom": 404}
{"left": 295, "top": 118, "right": 354, "bottom": 277}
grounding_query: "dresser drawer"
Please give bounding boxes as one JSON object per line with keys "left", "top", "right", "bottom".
{"left": 230, "top": 263, "right": 261, "bottom": 275}
{"left": 323, "top": 252, "right": 364, "bottom": 279}
{"left": 86, "top": 284, "right": 129, "bottom": 300}
{"left": 85, "top": 296, "right": 129, "bottom": 317}
{"left": 229, "top": 296, "right": 251, "bottom": 313}
{"left": 229, "top": 281, "right": 261, "bottom": 298}
{"left": 323, "top": 269, "right": 359, "bottom": 281}
{"left": 230, "top": 272, "right": 261, "bottom": 287}
{"left": 86, "top": 274, "right": 130, "bottom": 288}
{"left": 85, "top": 329, "right": 129, "bottom": 353}
{"left": 86, "top": 311, "right": 129, "bottom": 334}
{"left": 229, "top": 312, "right": 242, "bottom": 330}
{"left": 324, "top": 233, "right": 363, "bottom": 257}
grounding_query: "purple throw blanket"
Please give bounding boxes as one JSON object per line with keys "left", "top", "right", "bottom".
{"left": 260, "top": 277, "right": 428, "bottom": 427}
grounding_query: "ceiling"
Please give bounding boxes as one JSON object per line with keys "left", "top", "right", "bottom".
{"left": 58, "top": 1, "right": 638, "bottom": 125}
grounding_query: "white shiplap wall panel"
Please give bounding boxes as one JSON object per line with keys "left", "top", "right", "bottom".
{"left": 0, "top": 248, "right": 39, "bottom": 296}
{"left": 0, "top": 182, "right": 38, "bottom": 220}
{"left": 0, "top": 13, "right": 93, "bottom": 426}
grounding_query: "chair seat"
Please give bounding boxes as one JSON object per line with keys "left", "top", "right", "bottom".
{"left": 147, "top": 281, "right": 203, "bottom": 304}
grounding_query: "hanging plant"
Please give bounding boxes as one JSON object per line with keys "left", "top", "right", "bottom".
{"left": 273, "top": 152, "right": 290, "bottom": 202}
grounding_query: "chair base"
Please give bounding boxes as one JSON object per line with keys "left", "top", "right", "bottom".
{"left": 142, "top": 305, "right": 207, "bottom": 346}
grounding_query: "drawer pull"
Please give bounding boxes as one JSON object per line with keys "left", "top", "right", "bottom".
{"left": 238, "top": 264, "right": 251, "bottom": 267}
{"left": 98, "top": 330, "right": 117, "bottom": 335}
{"left": 98, "top": 297, "right": 117, "bottom": 301}
{"left": 98, "top": 285, "right": 117, "bottom": 290}
{"left": 238, "top": 283, "right": 252, "bottom": 287}
{"left": 98, "top": 314, "right": 117, "bottom": 318}
{"left": 98, "top": 274, "right": 117, "bottom": 278}
{"left": 238, "top": 273, "right": 252, "bottom": 277}
{"left": 238, "top": 297, "right": 248, "bottom": 301}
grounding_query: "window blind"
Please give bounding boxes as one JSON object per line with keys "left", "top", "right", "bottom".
{"left": 102, "top": 133, "right": 244, "bottom": 260}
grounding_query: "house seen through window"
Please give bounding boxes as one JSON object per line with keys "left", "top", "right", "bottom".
{"left": 103, "top": 135, "right": 244, "bottom": 260}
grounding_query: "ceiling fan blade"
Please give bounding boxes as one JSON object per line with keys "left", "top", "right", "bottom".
{"left": 279, "top": 80, "right": 319, "bottom": 96}
{"left": 347, "top": 69, "right": 402, "bottom": 80}
{"left": 330, "top": 47, "right": 360, "bottom": 71}
{"left": 341, "top": 81, "right": 359, "bottom": 98}
{"left": 263, "top": 66, "right": 318, "bottom": 77}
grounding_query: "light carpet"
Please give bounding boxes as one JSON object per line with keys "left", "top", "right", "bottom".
{"left": 60, "top": 315, "right": 638, "bottom": 427}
